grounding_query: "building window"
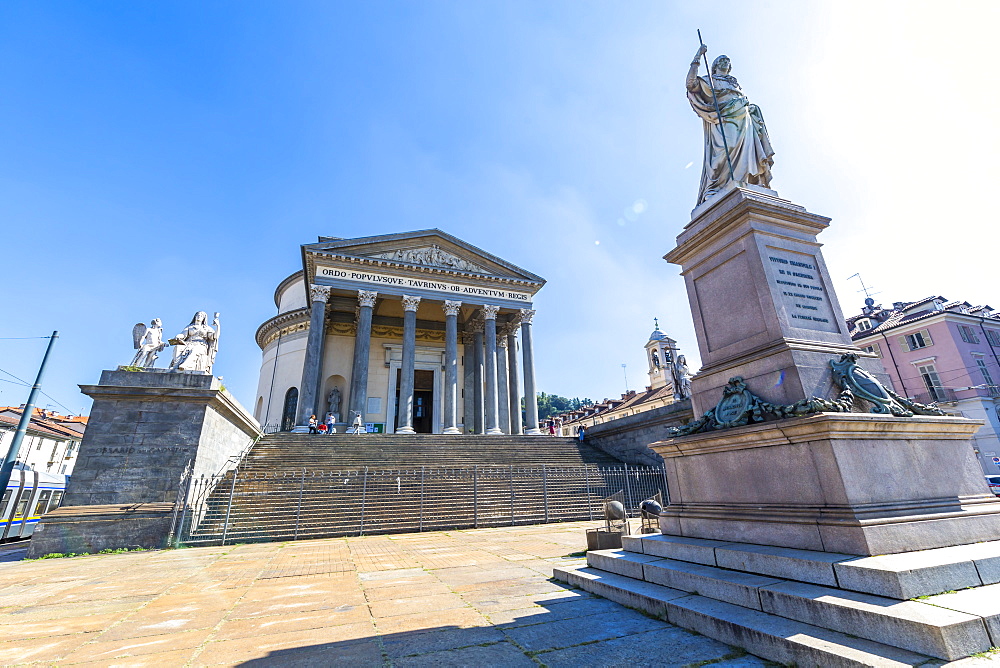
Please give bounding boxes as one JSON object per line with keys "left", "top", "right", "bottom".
{"left": 863, "top": 343, "right": 882, "bottom": 357}
{"left": 986, "top": 330, "right": 1000, "bottom": 347}
{"left": 918, "top": 363, "right": 945, "bottom": 401}
{"left": 856, "top": 319, "right": 872, "bottom": 331}
{"left": 977, "top": 358, "right": 995, "bottom": 387}
{"left": 900, "top": 329, "right": 933, "bottom": 351}
{"left": 959, "top": 324, "right": 980, "bottom": 344}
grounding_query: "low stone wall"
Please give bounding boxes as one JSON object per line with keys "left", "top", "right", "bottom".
{"left": 29, "top": 370, "right": 260, "bottom": 557}
{"left": 584, "top": 399, "right": 693, "bottom": 467}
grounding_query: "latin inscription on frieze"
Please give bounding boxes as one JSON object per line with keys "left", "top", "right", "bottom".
{"left": 767, "top": 251, "right": 837, "bottom": 333}
{"left": 316, "top": 266, "right": 533, "bottom": 302}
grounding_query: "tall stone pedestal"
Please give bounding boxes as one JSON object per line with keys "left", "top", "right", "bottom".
{"left": 664, "top": 185, "right": 886, "bottom": 415}
{"left": 653, "top": 412, "right": 1000, "bottom": 555}
{"left": 28, "top": 369, "right": 260, "bottom": 557}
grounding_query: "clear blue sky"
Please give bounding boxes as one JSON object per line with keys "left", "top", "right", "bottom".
{"left": 2, "top": 1, "right": 996, "bottom": 415}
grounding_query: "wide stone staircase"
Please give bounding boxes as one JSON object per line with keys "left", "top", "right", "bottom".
{"left": 555, "top": 533, "right": 1000, "bottom": 666}
{"left": 244, "top": 433, "right": 623, "bottom": 469}
{"left": 179, "top": 433, "right": 660, "bottom": 546}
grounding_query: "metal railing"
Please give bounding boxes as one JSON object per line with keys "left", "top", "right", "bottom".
{"left": 912, "top": 387, "right": 957, "bottom": 404}
{"left": 175, "top": 463, "right": 668, "bottom": 546}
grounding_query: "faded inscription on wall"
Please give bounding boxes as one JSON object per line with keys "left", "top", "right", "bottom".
{"left": 767, "top": 251, "right": 838, "bottom": 333}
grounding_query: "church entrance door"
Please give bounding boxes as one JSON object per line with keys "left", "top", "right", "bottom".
{"left": 393, "top": 369, "right": 435, "bottom": 434}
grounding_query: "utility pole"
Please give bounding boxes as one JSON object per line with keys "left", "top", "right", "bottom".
{"left": 0, "top": 331, "right": 59, "bottom": 498}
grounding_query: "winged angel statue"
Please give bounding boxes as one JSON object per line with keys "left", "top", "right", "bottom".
{"left": 130, "top": 319, "right": 166, "bottom": 367}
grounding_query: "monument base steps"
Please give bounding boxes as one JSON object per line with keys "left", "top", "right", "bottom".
{"left": 554, "top": 534, "right": 1000, "bottom": 664}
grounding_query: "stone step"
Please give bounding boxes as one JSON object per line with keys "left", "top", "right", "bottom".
{"left": 587, "top": 549, "right": 784, "bottom": 611}
{"left": 759, "top": 580, "right": 991, "bottom": 661}
{"left": 588, "top": 548, "right": 993, "bottom": 660}
{"left": 553, "top": 566, "right": 933, "bottom": 667}
{"left": 923, "top": 582, "right": 1000, "bottom": 646}
{"left": 622, "top": 533, "right": 1000, "bottom": 600}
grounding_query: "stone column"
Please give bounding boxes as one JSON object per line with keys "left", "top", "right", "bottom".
{"left": 348, "top": 290, "right": 377, "bottom": 423}
{"left": 296, "top": 284, "right": 331, "bottom": 424}
{"left": 506, "top": 324, "right": 522, "bottom": 435}
{"left": 462, "top": 333, "right": 475, "bottom": 433}
{"left": 396, "top": 295, "right": 421, "bottom": 434}
{"left": 520, "top": 308, "right": 541, "bottom": 435}
{"left": 442, "top": 300, "right": 462, "bottom": 434}
{"left": 482, "top": 305, "right": 502, "bottom": 435}
{"left": 497, "top": 332, "right": 510, "bottom": 434}
{"left": 471, "top": 320, "right": 485, "bottom": 434}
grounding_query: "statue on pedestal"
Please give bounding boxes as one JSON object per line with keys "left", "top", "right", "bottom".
{"left": 130, "top": 319, "right": 166, "bottom": 367}
{"left": 673, "top": 355, "right": 692, "bottom": 401}
{"left": 168, "top": 312, "right": 220, "bottom": 373}
{"left": 327, "top": 386, "right": 341, "bottom": 422}
{"left": 686, "top": 44, "right": 774, "bottom": 204}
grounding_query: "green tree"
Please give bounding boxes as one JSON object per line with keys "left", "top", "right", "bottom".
{"left": 527, "top": 392, "right": 593, "bottom": 421}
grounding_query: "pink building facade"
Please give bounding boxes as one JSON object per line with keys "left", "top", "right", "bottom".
{"left": 849, "top": 296, "right": 1000, "bottom": 475}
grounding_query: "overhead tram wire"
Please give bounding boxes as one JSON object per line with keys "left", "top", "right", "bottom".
{"left": 0, "top": 366, "right": 76, "bottom": 415}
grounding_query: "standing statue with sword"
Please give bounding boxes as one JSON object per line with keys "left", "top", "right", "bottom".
{"left": 686, "top": 32, "right": 775, "bottom": 205}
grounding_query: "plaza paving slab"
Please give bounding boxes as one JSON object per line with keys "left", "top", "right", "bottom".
{"left": 0, "top": 521, "right": 770, "bottom": 667}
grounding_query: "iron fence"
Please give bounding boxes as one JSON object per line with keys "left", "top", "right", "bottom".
{"left": 175, "top": 464, "right": 668, "bottom": 546}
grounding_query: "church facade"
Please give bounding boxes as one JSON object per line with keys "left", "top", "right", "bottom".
{"left": 253, "top": 230, "right": 545, "bottom": 435}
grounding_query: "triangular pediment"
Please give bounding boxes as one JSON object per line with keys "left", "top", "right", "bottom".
{"left": 365, "top": 245, "right": 489, "bottom": 274}
{"left": 303, "top": 229, "right": 544, "bottom": 285}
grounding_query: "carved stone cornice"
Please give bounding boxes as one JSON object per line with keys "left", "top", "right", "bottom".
{"left": 357, "top": 290, "right": 378, "bottom": 309}
{"left": 518, "top": 308, "right": 536, "bottom": 325}
{"left": 442, "top": 300, "right": 462, "bottom": 317}
{"left": 482, "top": 304, "right": 501, "bottom": 321}
{"left": 309, "top": 284, "right": 332, "bottom": 303}
{"left": 255, "top": 308, "right": 311, "bottom": 349}
{"left": 402, "top": 295, "right": 421, "bottom": 312}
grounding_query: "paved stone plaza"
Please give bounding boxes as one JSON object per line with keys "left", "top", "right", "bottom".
{"left": 0, "top": 521, "right": 770, "bottom": 667}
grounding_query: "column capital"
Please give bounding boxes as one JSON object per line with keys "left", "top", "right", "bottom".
{"left": 497, "top": 334, "right": 508, "bottom": 349}
{"left": 500, "top": 322, "right": 519, "bottom": 337}
{"left": 442, "top": 300, "right": 462, "bottom": 317}
{"left": 518, "top": 308, "right": 536, "bottom": 325}
{"left": 357, "top": 290, "right": 378, "bottom": 308}
{"left": 467, "top": 318, "right": 485, "bottom": 334}
{"left": 309, "top": 284, "right": 332, "bottom": 303}
{"left": 481, "top": 304, "right": 501, "bottom": 321}
{"left": 402, "top": 295, "right": 421, "bottom": 312}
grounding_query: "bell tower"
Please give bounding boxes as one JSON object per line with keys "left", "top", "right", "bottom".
{"left": 645, "top": 319, "right": 677, "bottom": 392}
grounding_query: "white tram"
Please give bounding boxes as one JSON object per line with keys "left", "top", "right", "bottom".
{"left": 1, "top": 468, "right": 67, "bottom": 541}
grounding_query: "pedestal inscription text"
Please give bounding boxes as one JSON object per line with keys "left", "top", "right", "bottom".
{"left": 767, "top": 252, "right": 837, "bottom": 333}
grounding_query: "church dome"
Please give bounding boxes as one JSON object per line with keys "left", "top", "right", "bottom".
{"left": 648, "top": 329, "right": 668, "bottom": 342}
{"left": 648, "top": 319, "right": 668, "bottom": 342}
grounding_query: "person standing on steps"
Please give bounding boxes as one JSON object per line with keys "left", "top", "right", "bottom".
{"left": 577, "top": 424, "right": 586, "bottom": 443}
{"left": 308, "top": 414, "right": 319, "bottom": 434}
{"left": 325, "top": 412, "right": 336, "bottom": 434}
